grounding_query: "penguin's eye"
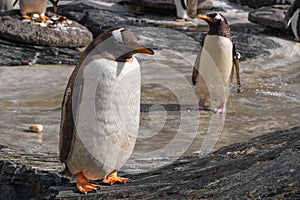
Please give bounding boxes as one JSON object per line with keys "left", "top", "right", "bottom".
{"left": 213, "top": 13, "right": 223, "bottom": 22}
{"left": 114, "top": 40, "right": 123, "bottom": 47}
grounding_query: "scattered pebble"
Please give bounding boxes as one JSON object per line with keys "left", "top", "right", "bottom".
{"left": 29, "top": 124, "right": 43, "bottom": 133}
{"left": 21, "top": 14, "right": 73, "bottom": 28}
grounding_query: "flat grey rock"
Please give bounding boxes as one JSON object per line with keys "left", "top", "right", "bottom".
{"left": 125, "top": 0, "right": 213, "bottom": 10}
{"left": 228, "top": 0, "right": 292, "bottom": 8}
{"left": 0, "top": 0, "right": 17, "bottom": 12}
{"left": 248, "top": 6, "right": 287, "bottom": 29}
{"left": 0, "top": 38, "right": 81, "bottom": 66}
{"left": 0, "top": 13, "right": 93, "bottom": 48}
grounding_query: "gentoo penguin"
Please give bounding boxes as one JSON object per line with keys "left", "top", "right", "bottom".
{"left": 174, "top": 0, "right": 189, "bottom": 21}
{"left": 192, "top": 13, "right": 241, "bottom": 113}
{"left": 13, "top": 0, "right": 49, "bottom": 21}
{"left": 284, "top": 0, "right": 300, "bottom": 41}
{"left": 59, "top": 27, "right": 154, "bottom": 193}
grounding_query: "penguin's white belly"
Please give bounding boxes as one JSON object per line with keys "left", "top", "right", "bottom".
{"left": 20, "top": 0, "right": 47, "bottom": 15}
{"left": 195, "top": 35, "right": 233, "bottom": 102}
{"left": 67, "top": 57, "right": 141, "bottom": 180}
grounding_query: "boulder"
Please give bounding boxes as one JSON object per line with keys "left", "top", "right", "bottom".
{"left": 126, "top": 0, "right": 213, "bottom": 14}
{"left": 228, "top": 0, "right": 292, "bottom": 8}
{"left": 0, "top": 12, "right": 93, "bottom": 48}
{"left": 248, "top": 6, "right": 286, "bottom": 29}
{"left": 0, "top": 0, "right": 17, "bottom": 12}
{"left": 0, "top": 38, "right": 81, "bottom": 66}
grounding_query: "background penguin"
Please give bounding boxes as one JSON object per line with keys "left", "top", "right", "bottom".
{"left": 59, "top": 27, "right": 154, "bottom": 193}
{"left": 174, "top": 0, "right": 188, "bottom": 21}
{"left": 192, "top": 13, "right": 241, "bottom": 113}
{"left": 285, "top": 0, "right": 300, "bottom": 41}
{"left": 13, "top": 0, "right": 48, "bottom": 20}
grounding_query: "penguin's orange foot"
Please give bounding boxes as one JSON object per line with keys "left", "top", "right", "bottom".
{"left": 102, "top": 171, "right": 130, "bottom": 185}
{"left": 76, "top": 173, "right": 99, "bottom": 194}
{"left": 40, "top": 15, "right": 49, "bottom": 21}
{"left": 22, "top": 15, "right": 31, "bottom": 19}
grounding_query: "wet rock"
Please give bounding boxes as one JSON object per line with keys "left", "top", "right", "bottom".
{"left": 0, "top": 126, "right": 299, "bottom": 199}
{"left": 61, "top": 2, "right": 281, "bottom": 61}
{"left": 0, "top": 0, "right": 17, "bottom": 12}
{"left": 81, "top": 9, "right": 135, "bottom": 38}
{"left": 184, "top": 29, "right": 281, "bottom": 61}
{"left": 0, "top": 184, "right": 19, "bottom": 200}
{"left": 187, "top": 0, "right": 198, "bottom": 18}
{"left": 0, "top": 12, "right": 93, "bottom": 48}
{"left": 130, "top": 26, "right": 199, "bottom": 52}
{"left": 197, "top": 0, "right": 213, "bottom": 10}
{"left": 0, "top": 38, "right": 81, "bottom": 66}
{"left": 0, "top": 1, "right": 283, "bottom": 66}
{"left": 126, "top": 0, "right": 213, "bottom": 14}
{"left": 248, "top": 6, "right": 286, "bottom": 29}
{"left": 0, "top": 160, "right": 70, "bottom": 200}
{"left": 228, "top": 0, "right": 292, "bottom": 8}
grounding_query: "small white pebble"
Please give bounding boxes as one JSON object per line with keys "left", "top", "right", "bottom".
{"left": 22, "top": 19, "right": 31, "bottom": 23}
{"left": 29, "top": 124, "right": 43, "bottom": 133}
{"left": 39, "top": 23, "right": 47, "bottom": 27}
{"left": 51, "top": 15, "right": 59, "bottom": 21}
{"left": 66, "top": 20, "right": 72, "bottom": 25}
{"left": 32, "top": 14, "right": 40, "bottom": 19}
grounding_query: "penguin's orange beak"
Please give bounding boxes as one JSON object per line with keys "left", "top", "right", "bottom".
{"left": 129, "top": 46, "right": 154, "bottom": 55}
{"left": 197, "top": 14, "right": 213, "bottom": 22}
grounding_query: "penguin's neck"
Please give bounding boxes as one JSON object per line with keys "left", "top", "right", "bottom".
{"left": 208, "top": 26, "right": 232, "bottom": 40}
{"left": 116, "top": 57, "right": 134, "bottom": 63}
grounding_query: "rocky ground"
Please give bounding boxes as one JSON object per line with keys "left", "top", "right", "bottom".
{"left": 0, "top": 126, "right": 299, "bottom": 199}
{"left": 0, "top": 0, "right": 293, "bottom": 66}
{"left": 0, "top": 1, "right": 299, "bottom": 199}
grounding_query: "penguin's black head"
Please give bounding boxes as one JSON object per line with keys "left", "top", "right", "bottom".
{"left": 110, "top": 27, "right": 154, "bottom": 61}
{"left": 198, "top": 13, "right": 232, "bottom": 39}
{"left": 81, "top": 27, "right": 154, "bottom": 63}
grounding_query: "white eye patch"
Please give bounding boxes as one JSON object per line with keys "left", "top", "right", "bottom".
{"left": 112, "top": 28, "right": 125, "bottom": 43}
{"left": 214, "top": 13, "right": 223, "bottom": 21}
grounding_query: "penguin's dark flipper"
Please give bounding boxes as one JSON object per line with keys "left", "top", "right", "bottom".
{"left": 230, "top": 62, "right": 234, "bottom": 85}
{"left": 192, "top": 48, "right": 202, "bottom": 85}
{"left": 232, "top": 44, "right": 241, "bottom": 93}
{"left": 192, "top": 67, "right": 198, "bottom": 85}
{"left": 233, "top": 58, "right": 241, "bottom": 93}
